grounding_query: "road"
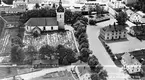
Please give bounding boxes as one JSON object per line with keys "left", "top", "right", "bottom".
{"left": 86, "top": 19, "right": 129, "bottom": 80}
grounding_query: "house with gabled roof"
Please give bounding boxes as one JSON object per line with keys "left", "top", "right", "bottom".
{"left": 121, "top": 49, "right": 145, "bottom": 79}
{"left": 99, "top": 23, "right": 127, "bottom": 42}
{"left": 0, "top": 15, "right": 20, "bottom": 29}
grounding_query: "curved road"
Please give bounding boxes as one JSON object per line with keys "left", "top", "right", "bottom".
{"left": 87, "top": 19, "right": 129, "bottom": 80}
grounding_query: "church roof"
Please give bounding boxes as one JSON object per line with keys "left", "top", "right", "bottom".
{"left": 25, "top": 17, "right": 58, "bottom": 26}
{"left": 57, "top": 5, "right": 65, "bottom": 12}
{"left": 57, "top": 0, "right": 64, "bottom": 12}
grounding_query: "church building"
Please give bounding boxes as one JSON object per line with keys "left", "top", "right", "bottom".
{"left": 25, "top": 0, "right": 65, "bottom": 35}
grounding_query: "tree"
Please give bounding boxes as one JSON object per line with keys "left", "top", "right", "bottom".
{"left": 88, "top": 55, "right": 99, "bottom": 70}
{"left": 11, "top": 45, "right": 24, "bottom": 64}
{"left": 35, "top": 3, "right": 40, "bottom": 9}
{"left": 39, "top": 45, "right": 56, "bottom": 59}
{"left": 79, "top": 42, "right": 89, "bottom": 50}
{"left": 56, "top": 45, "right": 77, "bottom": 65}
{"left": 88, "top": 5, "right": 93, "bottom": 16}
{"left": 20, "top": 8, "right": 57, "bottom": 23}
{"left": 78, "top": 32, "right": 88, "bottom": 41}
{"left": 94, "top": 64, "right": 103, "bottom": 73}
{"left": 99, "top": 70, "right": 108, "bottom": 80}
{"left": 65, "top": 10, "right": 73, "bottom": 24}
{"left": 24, "top": 46, "right": 37, "bottom": 64}
{"left": 91, "top": 73, "right": 100, "bottom": 80}
{"left": 115, "top": 11, "right": 127, "bottom": 25}
{"left": 79, "top": 37, "right": 89, "bottom": 45}
{"left": 79, "top": 17, "right": 88, "bottom": 25}
{"left": 11, "top": 36, "right": 23, "bottom": 47}
{"left": 71, "top": 12, "right": 83, "bottom": 25}
{"left": 80, "top": 48, "right": 91, "bottom": 57}
{"left": 89, "top": 19, "right": 96, "bottom": 25}
{"left": 96, "top": 4, "right": 102, "bottom": 17}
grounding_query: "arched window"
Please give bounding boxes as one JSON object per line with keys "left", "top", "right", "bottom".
{"left": 60, "top": 15, "right": 61, "bottom": 18}
{"left": 43, "top": 27, "right": 45, "bottom": 31}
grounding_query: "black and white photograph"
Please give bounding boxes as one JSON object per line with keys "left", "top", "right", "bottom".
{"left": 0, "top": 0, "right": 144, "bottom": 80}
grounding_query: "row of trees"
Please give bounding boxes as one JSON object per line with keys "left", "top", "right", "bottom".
{"left": 20, "top": 7, "right": 57, "bottom": 23}
{"left": 73, "top": 19, "right": 108, "bottom": 80}
{"left": 11, "top": 42, "right": 78, "bottom": 65}
{"left": 88, "top": 55, "right": 108, "bottom": 80}
{"left": 10, "top": 35, "right": 24, "bottom": 64}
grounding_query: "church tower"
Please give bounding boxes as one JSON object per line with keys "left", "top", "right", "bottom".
{"left": 56, "top": 0, "right": 65, "bottom": 30}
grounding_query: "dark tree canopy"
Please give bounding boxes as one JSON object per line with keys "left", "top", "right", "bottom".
{"left": 20, "top": 8, "right": 56, "bottom": 23}
{"left": 11, "top": 45, "right": 24, "bottom": 64}
{"left": 115, "top": 11, "right": 127, "bottom": 25}
{"left": 56, "top": 45, "right": 77, "bottom": 65}
{"left": 65, "top": 10, "right": 73, "bottom": 24}
{"left": 39, "top": 45, "right": 56, "bottom": 59}
{"left": 88, "top": 55, "right": 99, "bottom": 70}
{"left": 91, "top": 73, "right": 100, "bottom": 80}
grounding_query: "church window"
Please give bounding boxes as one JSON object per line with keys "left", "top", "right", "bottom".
{"left": 43, "top": 27, "right": 45, "bottom": 31}
{"left": 51, "top": 27, "right": 53, "bottom": 30}
{"left": 60, "top": 15, "right": 61, "bottom": 18}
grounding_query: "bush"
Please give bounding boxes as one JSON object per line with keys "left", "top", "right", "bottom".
{"left": 89, "top": 20, "right": 96, "bottom": 25}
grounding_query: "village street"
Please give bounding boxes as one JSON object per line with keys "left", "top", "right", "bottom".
{"left": 86, "top": 18, "right": 130, "bottom": 80}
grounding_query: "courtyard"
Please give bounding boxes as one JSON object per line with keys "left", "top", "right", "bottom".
{"left": 107, "top": 34, "right": 145, "bottom": 54}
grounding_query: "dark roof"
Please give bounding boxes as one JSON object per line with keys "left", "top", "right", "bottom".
{"left": 73, "top": 20, "right": 86, "bottom": 26}
{"left": 0, "top": 6, "right": 11, "bottom": 8}
{"left": 25, "top": 17, "right": 58, "bottom": 26}
{"left": 129, "top": 49, "right": 145, "bottom": 63}
{"left": 57, "top": 4, "right": 65, "bottom": 12}
{"left": 102, "top": 24, "right": 126, "bottom": 32}
{"left": 2, "top": 16, "right": 20, "bottom": 23}
{"left": 32, "top": 60, "right": 58, "bottom": 65}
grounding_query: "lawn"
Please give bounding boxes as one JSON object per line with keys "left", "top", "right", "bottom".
{"left": 107, "top": 34, "right": 145, "bottom": 54}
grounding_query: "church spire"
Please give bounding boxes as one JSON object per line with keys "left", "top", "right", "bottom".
{"left": 59, "top": 0, "right": 62, "bottom": 5}
{"left": 57, "top": 0, "right": 64, "bottom": 12}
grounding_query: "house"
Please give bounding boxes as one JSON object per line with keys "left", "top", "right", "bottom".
{"left": 129, "top": 25, "right": 145, "bottom": 36}
{"left": 99, "top": 23, "right": 127, "bottom": 41}
{"left": 121, "top": 52, "right": 142, "bottom": 74}
{"left": 32, "top": 59, "right": 59, "bottom": 68}
{"left": 108, "top": 0, "right": 125, "bottom": 9}
{"left": 121, "top": 49, "right": 145, "bottom": 79}
{"left": 25, "top": 0, "right": 65, "bottom": 35}
{"left": 125, "top": 9, "right": 134, "bottom": 17}
{"left": 0, "top": 16, "right": 20, "bottom": 28}
{"left": 129, "top": 11, "right": 145, "bottom": 24}
{"left": 122, "top": 0, "right": 138, "bottom": 4}
{"left": 13, "top": 0, "right": 27, "bottom": 9}
{"left": 0, "top": 7, "right": 26, "bottom": 13}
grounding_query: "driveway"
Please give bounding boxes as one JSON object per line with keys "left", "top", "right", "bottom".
{"left": 86, "top": 19, "right": 129, "bottom": 80}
